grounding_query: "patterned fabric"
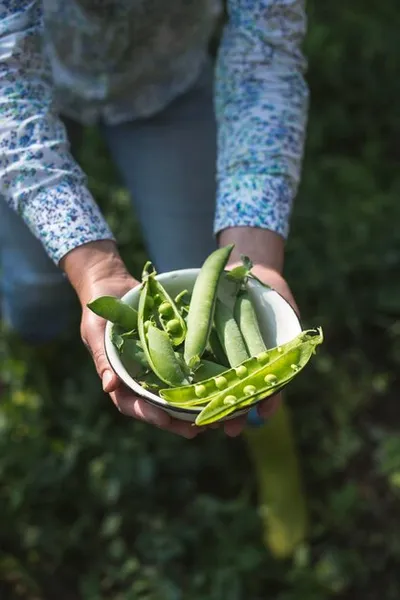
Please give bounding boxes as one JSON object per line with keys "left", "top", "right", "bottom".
{"left": 0, "top": 0, "right": 308, "bottom": 264}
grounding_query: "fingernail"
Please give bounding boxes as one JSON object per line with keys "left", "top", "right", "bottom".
{"left": 102, "top": 370, "right": 113, "bottom": 392}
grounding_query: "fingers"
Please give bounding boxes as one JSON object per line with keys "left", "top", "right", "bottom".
{"left": 258, "top": 393, "right": 281, "bottom": 419}
{"left": 109, "top": 386, "right": 201, "bottom": 439}
{"left": 223, "top": 394, "right": 281, "bottom": 437}
{"left": 81, "top": 311, "right": 120, "bottom": 392}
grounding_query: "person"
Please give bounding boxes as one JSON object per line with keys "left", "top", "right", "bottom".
{"left": 0, "top": 1, "right": 308, "bottom": 439}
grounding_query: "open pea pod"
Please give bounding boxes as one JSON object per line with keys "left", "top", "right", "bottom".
{"left": 160, "top": 329, "right": 322, "bottom": 406}
{"left": 138, "top": 277, "right": 189, "bottom": 387}
{"left": 141, "top": 262, "right": 187, "bottom": 346}
{"left": 194, "top": 329, "right": 323, "bottom": 426}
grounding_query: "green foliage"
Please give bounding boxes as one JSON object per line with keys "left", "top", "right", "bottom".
{"left": 1, "top": 1, "right": 399, "bottom": 598}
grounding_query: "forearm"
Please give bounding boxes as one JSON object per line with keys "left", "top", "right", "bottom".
{"left": 60, "top": 241, "right": 132, "bottom": 305}
{"left": 218, "top": 226, "right": 285, "bottom": 273}
{"left": 214, "top": 0, "right": 308, "bottom": 241}
{"left": 0, "top": 1, "right": 114, "bottom": 265}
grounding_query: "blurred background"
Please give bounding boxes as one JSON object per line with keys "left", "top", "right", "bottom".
{"left": 1, "top": 1, "right": 400, "bottom": 598}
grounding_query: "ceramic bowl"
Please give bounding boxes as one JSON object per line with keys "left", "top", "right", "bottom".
{"left": 104, "top": 268, "right": 302, "bottom": 423}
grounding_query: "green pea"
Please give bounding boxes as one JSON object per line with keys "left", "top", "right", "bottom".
{"left": 235, "top": 365, "right": 248, "bottom": 378}
{"left": 184, "top": 244, "right": 234, "bottom": 366}
{"left": 166, "top": 319, "right": 181, "bottom": 334}
{"left": 224, "top": 395, "right": 237, "bottom": 406}
{"left": 215, "top": 376, "right": 228, "bottom": 390}
{"left": 244, "top": 385, "right": 257, "bottom": 396}
{"left": 87, "top": 296, "right": 138, "bottom": 331}
{"left": 214, "top": 299, "right": 249, "bottom": 368}
{"left": 256, "top": 351, "right": 269, "bottom": 365}
{"left": 145, "top": 296, "right": 155, "bottom": 310}
{"left": 159, "top": 302, "right": 173, "bottom": 316}
{"left": 195, "top": 384, "right": 207, "bottom": 398}
{"left": 234, "top": 290, "right": 267, "bottom": 356}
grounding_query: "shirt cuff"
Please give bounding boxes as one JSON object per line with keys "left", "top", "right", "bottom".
{"left": 214, "top": 175, "right": 294, "bottom": 239}
{"left": 22, "top": 181, "right": 116, "bottom": 264}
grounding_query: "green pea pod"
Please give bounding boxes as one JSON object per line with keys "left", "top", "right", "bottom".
{"left": 88, "top": 296, "right": 138, "bottom": 331}
{"left": 192, "top": 359, "right": 227, "bottom": 382}
{"left": 234, "top": 290, "right": 267, "bottom": 356}
{"left": 146, "top": 324, "right": 189, "bottom": 387}
{"left": 138, "top": 279, "right": 189, "bottom": 387}
{"left": 184, "top": 244, "right": 234, "bottom": 366}
{"left": 160, "top": 329, "right": 322, "bottom": 406}
{"left": 141, "top": 265, "right": 187, "bottom": 346}
{"left": 214, "top": 298, "right": 249, "bottom": 367}
{"left": 206, "top": 327, "right": 230, "bottom": 367}
{"left": 195, "top": 330, "right": 323, "bottom": 426}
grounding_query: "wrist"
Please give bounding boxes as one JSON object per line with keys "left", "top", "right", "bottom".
{"left": 217, "top": 226, "right": 285, "bottom": 273}
{"left": 60, "top": 240, "right": 130, "bottom": 304}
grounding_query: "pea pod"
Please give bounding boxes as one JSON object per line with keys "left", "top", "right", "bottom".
{"left": 88, "top": 296, "right": 138, "bottom": 331}
{"left": 146, "top": 324, "right": 189, "bottom": 387}
{"left": 184, "top": 244, "right": 234, "bottom": 366}
{"left": 214, "top": 298, "right": 249, "bottom": 367}
{"left": 195, "top": 330, "right": 323, "bottom": 426}
{"left": 142, "top": 263, "right": 187, "bottom": 346}
{"left": 192, "top": 359, "right": 227, "bottom": 382}
{"left": 234, "top": 290, "right": 267, "bottom": 356}
{"left": 206, "top": 327, "right": 230, "bottom": 367}
{"left": 138, "top": 278, "right": 189, "bottom": 387}
{"left": 160, "top": 329, "right": 322, "bottom": 406}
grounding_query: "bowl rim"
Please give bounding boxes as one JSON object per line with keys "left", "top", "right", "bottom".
{"left": 104, "top": 267, "right": 303, "bottom": 415}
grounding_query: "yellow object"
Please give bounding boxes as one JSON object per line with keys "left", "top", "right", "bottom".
{"left": 244, "top": 402, "right": 308, "bottom": 559}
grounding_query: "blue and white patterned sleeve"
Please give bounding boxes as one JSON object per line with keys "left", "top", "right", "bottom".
{"left": 214, "top": 0, "right": 309, "bottom": 239}
{"left": 0, "top": 1, "right": 115, "bottom": 264}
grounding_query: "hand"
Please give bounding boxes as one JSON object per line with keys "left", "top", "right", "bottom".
{"left": 61, "top": 241, "right": 203, "bottom": 439}
{"left": 217, "top": 227, "right": 300, "bottom": 437}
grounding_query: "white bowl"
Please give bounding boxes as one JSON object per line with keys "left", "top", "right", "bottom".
{"left": 104, "top": 268, "right": 302, "bottom": 423}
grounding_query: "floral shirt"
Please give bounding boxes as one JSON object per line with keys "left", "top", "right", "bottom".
{"left": 0, "top": 0, "right": 308, "bottom": 264}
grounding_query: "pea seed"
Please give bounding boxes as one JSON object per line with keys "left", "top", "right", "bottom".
{"left": 153, "top": 294, "right": 162, "bottom": 304}
{"left": 215, "top": 376, "right": 228, "bottom": 390}
{"left": 235, "top": 365, "right": 248, "bottom": 378}
{"left": 223, "top": 395, "right": 237, "bottom": 406}
{"left": 145, "top": 296, "right": 155, "bottom": 309}
{"left": 195, "top": 384, "right": 207, "bottom": 398}
{"left": 166, "top": 319, "right": 181, "bottom": 334}
{"left": 264, "top": 374, "right": 278, "bottom": 385}
{"left": 159, "top": 302, "right": 173, "bottom": 316}
{"left": 257, "top": 351, "right": 269, "bottom": 364}
{"left": 244, "top": 385, "right": 257, "bottom": 396}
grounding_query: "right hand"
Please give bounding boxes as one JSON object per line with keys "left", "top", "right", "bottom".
{"left": 61, "top": 241, "right": 203, "bottom": 439}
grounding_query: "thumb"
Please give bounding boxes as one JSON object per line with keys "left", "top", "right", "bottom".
{"left": 81, "top": 310, "right": 120, "bottom": 393}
